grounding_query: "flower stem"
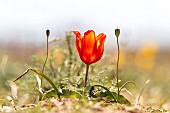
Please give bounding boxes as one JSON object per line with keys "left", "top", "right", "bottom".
{"left": 116, "top": 37, "right": 120, "bottom": 101}
{"left": 84, "top": 64, "right": 90, "bottom": 87}
{"left": 41, "top": 31, "right": 49, "bottom": 86}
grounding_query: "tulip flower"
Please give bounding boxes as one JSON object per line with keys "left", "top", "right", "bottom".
{"left": 73, "top": 30, "right": 106, "bottom": 87}
{"left": 73, "top": 30, "right": 106, "bottom": 64}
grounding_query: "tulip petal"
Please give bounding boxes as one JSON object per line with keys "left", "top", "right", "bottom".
{"left": 73, "top": 31, "right": 82, "bottom": 40}
{"left": 90, "top": 41, "right": 99, "bottom": 63}
{"left": 73, "top": 31, "right": 82, "bottom": 54}
{"left": 89, "top": 33, "right": 106, "bottom": 64}
{"left": 96, "top": 33, "right": 106, "bottom": 49}
{"left": 91, "top": 33, "right": 106, "bottom": 63}
{"left": 97, "top": 33, "right": 106, "bottom": 53}
{"left": 81, "top": 30, "right": 96, "bottom": 64}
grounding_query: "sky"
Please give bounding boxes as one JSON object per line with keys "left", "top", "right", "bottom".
{"left": 0, "top": 0, "right": 170, "bottom": 49}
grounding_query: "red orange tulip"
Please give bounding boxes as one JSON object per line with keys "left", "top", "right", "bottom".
{"left": 73, "top": 30, "right": 106, "bottom": 65}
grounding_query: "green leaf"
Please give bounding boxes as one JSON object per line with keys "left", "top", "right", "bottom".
{"left": 13, "top": 68, "right": 60, "bottom": 99}
{"left": 90, "top": 85, "right": 117, "bottom": 102}
{"left": 112, "top": 92, "right": 131, "bottom": 106}
{"left": 120, "top": 81, "right": 136, "bottom": 92}
{"left": 60, "top": 89, "right": 83, "bottom": 99}
{"left": 42, "top": 89, "right": 59, "bottom": 99}
{"left": 43, "top": 88, "right": 83, "bottom": 99}
{"left": 89, "top": 85, "right": 131, "bottom": 105}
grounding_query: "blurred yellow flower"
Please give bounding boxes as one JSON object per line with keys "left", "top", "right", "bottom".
{"left": 134, "top": 42, "right": 158, "bottom": 70}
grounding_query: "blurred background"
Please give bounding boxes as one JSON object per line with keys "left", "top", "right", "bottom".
{"left": 1, "top": 0, "right": 170, "bottom": 47}
{"left": 0, "top": 0, "right": 170, "bottom": 108}
{"left": 1, "top": 0, "right": 170, "bottom": 60}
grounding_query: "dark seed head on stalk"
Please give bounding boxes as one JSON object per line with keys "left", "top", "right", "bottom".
{"left": 46, "top": 29, "right": 50, "bottom": 38}
{"left": 115, "top": 28, "right": 120, "bottom": 38}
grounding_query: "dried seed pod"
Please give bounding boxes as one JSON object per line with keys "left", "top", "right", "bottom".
{"left": 46, "top": 29, "right": 50, "bottom": 38}
{"left": 115, "top": 28, "right": 120, "bottom": 38}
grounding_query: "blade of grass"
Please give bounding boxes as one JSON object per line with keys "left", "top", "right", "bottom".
{"left": 119, "top": 81, "right": 136, "bottom": 92}
{"left": 137, "top": 79, "right": 150, "bottom": 104}
{"left": 13, "top": 68, "right": 60, "bottom": 99}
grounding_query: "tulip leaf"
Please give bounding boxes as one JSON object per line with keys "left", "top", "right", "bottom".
{"left": 89, "top": 85, "right": 131, "bottom": 105}
{"left": 110, "top": 92, "right": 131, "bottom": 105}
{"left": 43, "top": 88, "right": 83, "bottom": 99}
{"left": 42, "top": 89, "right": 59, "bottom": 99}
{"left": 13, "top": 68, "right": 60, "bottom": 99}
{"left": 60, "top": 89, "right": 83, "bottom": 99}
{"left": 90, "top": 85, "right": 117, "bottom": 102}
{"left": 120, "top": 81, "right": 136, "bottom": 92}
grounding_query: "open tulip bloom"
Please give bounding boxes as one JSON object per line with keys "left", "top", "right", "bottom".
{"left": 73, "top": 30, "right": 106, "bottom": 87}
{"left": 73, "top": 30, "right": 106, "bottom": 64}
